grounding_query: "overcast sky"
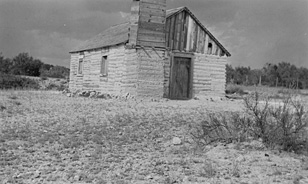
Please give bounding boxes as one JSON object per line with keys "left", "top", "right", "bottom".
{"left": 0, "top": 0, "right": 307, "bottom": 68}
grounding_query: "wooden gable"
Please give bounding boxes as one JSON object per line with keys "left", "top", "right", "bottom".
{"left": 165, "top": 7, "right": 231, "bottom": 57}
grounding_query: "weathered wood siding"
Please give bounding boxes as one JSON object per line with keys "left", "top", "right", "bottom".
{"left": 129, "top": 0, "right": 167, "bottom": 48}
{"left": 136, "top": 48, "right": 165, "bottom": 97}
{"left": 69, "top": 44, "right": 127, "bottom": 94}
{"left": 166, "top": 10, "right": 226, "bottom": 57}
{"left": 193, "top": 53, "right": 227, "bottom": 97}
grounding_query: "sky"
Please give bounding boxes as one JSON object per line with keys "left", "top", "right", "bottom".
{"left": 0, "top": 0, "right": 307, "bottom": 69}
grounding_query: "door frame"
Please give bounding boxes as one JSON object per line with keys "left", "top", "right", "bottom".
{"left": 169, "top": 52, "right": 194, "bottom": 100}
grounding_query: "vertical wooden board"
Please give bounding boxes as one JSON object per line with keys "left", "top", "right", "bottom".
{"left": 169, "top": 16, "right": 175, "bottom": 50}
{"left": 212, "top": 42, "right": 217, "bottom": 55}
{"left": 204, "top": 34, "right": 209, "bottom": 54}
{"left": 179, "top": 11, "right": 185, "bottom": 51}
{"left": 196, "top": 26, "right": 201, "bottom": 53}
{"left": 165, "top": 18, "right": 170, "bottom": 47}
{"left": 193, "top": 23, "right": 198, "bottom": 51}
{"left": 176, "top": 13, "right": 182, "bottom": 50}
{"left": 200, "top": 30, "right": 205, "bottom": 54}
{"left": 186, "top": 16, "right": 193, "bottom": 51}
{"left": 190, "top": 20, "right": 195, "bottom": 52}
{"left": 183, "top": 12, "right": 189, "bottom": 51}
{"left": 172, "top": 14, "right": 179, "bottom": 50}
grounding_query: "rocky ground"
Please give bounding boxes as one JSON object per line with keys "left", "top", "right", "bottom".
{"left": 0, "top": 90, "right": 307, "bottom": 184}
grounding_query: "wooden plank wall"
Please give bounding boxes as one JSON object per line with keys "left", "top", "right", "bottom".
{"left": 166, "top": 11, "right": 226, "bottom": 56}
{"left": 136, "top": 48, "right": 165, "bottom": 98}
{"left": 136, "top": 0, "right": 166, "bottom": 48}
{"left": 193, "top": 53, "right": 227, "bottom": 97}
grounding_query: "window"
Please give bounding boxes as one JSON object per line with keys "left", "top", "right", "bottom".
{"left": 78, "top": 58, "right": 83, "bottom": 74}
{"left": 207, "top": 43, "right": 212, "bottom": 54}
{"left": 100, "top": 56, "right": 108, "bottom": 76}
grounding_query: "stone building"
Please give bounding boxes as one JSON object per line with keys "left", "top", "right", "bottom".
{"left": 69, "top": 0, "right": 231, "bottom": 100}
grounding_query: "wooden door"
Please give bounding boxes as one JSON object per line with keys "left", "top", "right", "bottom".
{"left": 170, "top": 57, "right": 192, "bottom": 99}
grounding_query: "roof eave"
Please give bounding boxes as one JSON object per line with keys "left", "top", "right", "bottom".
{"left": 69, "top": 41, "right": 128, "bottom": 54}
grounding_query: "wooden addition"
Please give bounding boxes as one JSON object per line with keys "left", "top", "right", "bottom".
{"left": 69, "top": 0, "right": 231, "bottom": 100}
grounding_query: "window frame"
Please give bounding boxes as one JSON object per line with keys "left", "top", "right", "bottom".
{"left": 100, "top": 55, "right": 108, "bottom": 77}
{"left": 77, "top": 58, "right": 83, "bottom": 75}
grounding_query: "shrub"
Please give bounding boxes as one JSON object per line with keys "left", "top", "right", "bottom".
{"left": 225, "top": 85, "right": 246, "bottom": 95}
{"left": 191, "top": 92, "right": 308, "bottom": 153}
{"left": 45, "top": 83, "right": 66, "bottom": 91}
{"left": 0, "top": 73, "right": 40, "bottom": 90}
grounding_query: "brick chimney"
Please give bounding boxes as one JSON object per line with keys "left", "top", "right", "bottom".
{"left": 129, "top": 0, "right": 167, "bottom": 48}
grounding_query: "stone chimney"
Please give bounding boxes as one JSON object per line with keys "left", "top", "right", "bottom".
{"left": 129, "top": 0, "right": 167, "bottom": 48}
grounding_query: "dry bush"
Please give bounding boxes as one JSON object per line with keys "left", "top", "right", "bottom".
{"left": 191, "top": 92, "right": 308, "bottom": 153}
{"left": 190, "top": 112, "right": 254, "bottom": 149}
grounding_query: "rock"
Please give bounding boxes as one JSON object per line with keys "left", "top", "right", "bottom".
{"left": 74, "top": 175, "right": 81, "bottom": 181}
{"left": 172, "top": 137, "right": 182, "bottom": 145}
{"left": 265, "top": 153, "right": 269, "bottom": 157}
{"left": 89, "top": 92, "right": 96, "bottom": 98}
{"left": 33, "top": 171, "right": 41, "bottom": 178}
{"left": 66, "top": 93, "right": 72, "bottom": 97}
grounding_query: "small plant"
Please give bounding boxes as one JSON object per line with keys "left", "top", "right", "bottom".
{"left": 231, "top": 160, "right": 240, "bottom": 178}
{"left": 199, "top": 160, "right": 216, "bottom": 178}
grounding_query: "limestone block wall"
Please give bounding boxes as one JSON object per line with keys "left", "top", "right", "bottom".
{"left": 99, "top": 45, "right": 125, "bottom": 95}
{"left": 122, "top": 48, "right": 139, "bottom": 96}
{"left": 69, "top": 53, "right": 79, "bottom": 91}
{"left": 193, "top": 53, "right": 227, "bottom": 97}
{"left": 136, "top": 48, "right": 165, "bottom": 98}
{"left": 69, "top": 44, "right": 126, "bottom": 94}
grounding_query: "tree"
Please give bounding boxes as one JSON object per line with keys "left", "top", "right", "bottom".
{"left": 11, "top": 53, "right": 43, "bottom": 76}
{"left": 0, "top": 53, "right": 12, "bottom": 74}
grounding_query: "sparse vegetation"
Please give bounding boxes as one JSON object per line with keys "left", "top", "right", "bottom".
{"left": 0, "top": 90, "right": 307, "bottom": 183}
{"left": 192, "top": 91, "right": 308, "bottom": 153}
{"left": 0, "top": 73, "right": 40, "bottom": 90}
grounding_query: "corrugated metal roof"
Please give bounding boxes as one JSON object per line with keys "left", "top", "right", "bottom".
{"left": 70, "top": 22, "right": 130, "bottom": 53}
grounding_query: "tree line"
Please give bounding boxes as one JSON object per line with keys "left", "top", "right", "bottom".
{"left": 227, "top": 62, "right": 308, "bottom": 89}
{"left": 0, "top": 52, "right": 69, "bottom": 79}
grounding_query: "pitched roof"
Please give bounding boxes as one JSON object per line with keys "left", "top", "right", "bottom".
{"left": 166, "top": 7, "right": 231, "bottom": 56}
{"left": 70, "top": 22, "right": 130, "bottom": 53}
{"left": 71, "top": 7, "right": 230, "bottom": 56}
